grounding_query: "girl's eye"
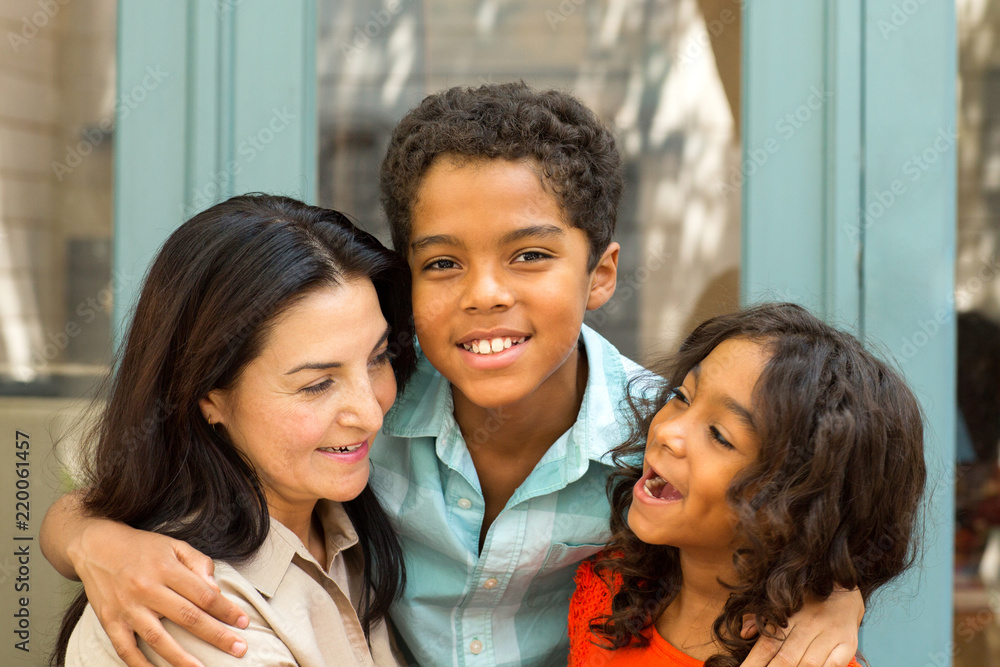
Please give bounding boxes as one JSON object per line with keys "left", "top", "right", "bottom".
{"left": 424, "top": 258, "right": 458, "bottom": 271}
{"left": 709, "top": 426, "right": 734, "bottom": 450}
{"left": 667, "top": 387, "right": 690, "bottom": 405}
{"left": 302, "top": 379, "right": 333, "bottom": 395}
{"left": 513, "top": 251, "right": 552, "bottom": 263}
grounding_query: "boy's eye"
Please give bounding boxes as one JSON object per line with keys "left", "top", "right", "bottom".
{"left": 302, "top": 379, "right": 333, "bottom": 395}
{"left": 512, "top": 250, "right": 552, "bottom": 263}
{"left": 424, "top": 258, "right": 459, "bottom": 271}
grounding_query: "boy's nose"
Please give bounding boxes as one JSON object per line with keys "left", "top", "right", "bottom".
{"left": 460, "top": 266, "right": 514, "bottom": 312}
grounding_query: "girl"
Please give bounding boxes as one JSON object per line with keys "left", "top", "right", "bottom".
{"left": 52, "top": 195, "right": 415, "bottom": 666}
{"left": 568, "top": 303, "right": 926, "bottom": 666}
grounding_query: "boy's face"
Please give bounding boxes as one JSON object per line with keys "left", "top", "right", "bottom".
{"left": 407, "top": 156, "right": 618, "bottom": 409}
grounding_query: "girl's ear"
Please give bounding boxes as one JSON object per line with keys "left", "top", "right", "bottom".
{"left": 199, "top": 390, "right": 228, "bottom": 426}
{"left": 587, "top": 242, "right": 619, "bottom": 311}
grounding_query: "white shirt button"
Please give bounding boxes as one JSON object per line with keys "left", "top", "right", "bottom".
{"left": 470, "top": 639, "right": 484, "bottom": 654}
{"left": 457, "top": 498, "right": 472, "bottom": 509}
{"left": 483, "top": 577, "right": 498, "bottom": 589}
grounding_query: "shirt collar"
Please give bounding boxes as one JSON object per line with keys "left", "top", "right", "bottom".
{"left": 236, "top": 500, "right": 359, "bottom": 598}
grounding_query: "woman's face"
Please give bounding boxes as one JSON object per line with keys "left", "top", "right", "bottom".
{"left": 201, "top": 279, "right": 396, "bottom": 515}
{"left": 628, "top": 338, "right": 768, "bottom": 558}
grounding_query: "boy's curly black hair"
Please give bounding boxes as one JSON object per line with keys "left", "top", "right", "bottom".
{"left": 379, "top": 81, "right": 624, "bottom": 271}
{"left": 591, "top": 302, "right": 926, "bottom": 666}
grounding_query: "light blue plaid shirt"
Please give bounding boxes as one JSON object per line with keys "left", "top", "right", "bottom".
{"left": 369, "top": 325, "right": 648, "bottom": 666}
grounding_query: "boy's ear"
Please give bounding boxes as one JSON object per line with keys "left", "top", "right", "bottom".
{"left": 586, "top": 241, "right": 619, "bottom": 311}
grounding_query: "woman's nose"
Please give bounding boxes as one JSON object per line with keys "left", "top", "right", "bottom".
{"left": 338, "top": 377, "right": 385, "bottom": 434}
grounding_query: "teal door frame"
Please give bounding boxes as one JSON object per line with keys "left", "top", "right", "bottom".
{"left": 113, "top": 0, "right": 317, "bottom": 336}
{"left": 743, "top": 0, "right": 956, "bottom": 662}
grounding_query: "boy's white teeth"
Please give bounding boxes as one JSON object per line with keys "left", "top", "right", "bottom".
{"left": 463, "top": 336, "right": 524, "bottom": 355}
{"left": 319, "top": 443, "right": 363, "bottom": 454}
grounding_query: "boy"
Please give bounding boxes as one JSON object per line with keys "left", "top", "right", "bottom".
{"left": 41, "top": 83, "right": 864, "bottom": 667}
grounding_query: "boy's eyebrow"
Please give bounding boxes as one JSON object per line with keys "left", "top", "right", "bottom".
{"left": 410, "top": 225, "right": 565, "bottom": 252}
{"left": 410, "top": 234, "right": 464, "bottom": 252}
{"left": 285, "top": 326, "right": 391, "bottom": 375}
{"left": 498, "top": 224, "right": 565, "bottom": 245}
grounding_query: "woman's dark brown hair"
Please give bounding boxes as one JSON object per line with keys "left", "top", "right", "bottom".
{"left": 590, "top": 302, "right": 926, "bottom": 666}
{"left": 52, "top": 194, "right": 415, "bottom": 665}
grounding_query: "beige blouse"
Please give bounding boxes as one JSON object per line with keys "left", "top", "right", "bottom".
{"left": 66, "top": 500, "right": 402, "bottom": 666}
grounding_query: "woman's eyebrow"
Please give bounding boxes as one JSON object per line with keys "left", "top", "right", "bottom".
{"left": 285, "top": 325, "right": 392, "bottom": 375}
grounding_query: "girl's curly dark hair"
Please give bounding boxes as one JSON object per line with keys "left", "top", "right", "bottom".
{"left": 379, "top": 81, "right": 624, "bottom": 271}
{"left": 590, "top": 302, "right": 926, "bottom": 666}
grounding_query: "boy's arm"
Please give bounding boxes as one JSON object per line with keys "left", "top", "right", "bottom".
{"left": 41, "top": 491, "right": 250, "bottom": 667}
{"left": 739, "top": 588, "right": 864, "bottom": 667}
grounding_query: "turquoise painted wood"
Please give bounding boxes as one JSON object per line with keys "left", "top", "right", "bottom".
{"left": 743, "top": 0, "right": 957, "bottom": 663}
{"left": 741, "top": 0, "right": 862, "bottom": 327}
{"left": 113, "top": 0, "right": 318, "bottom": 340}
{"left": 859, "top": 1, "right": 956, "bottom": 664}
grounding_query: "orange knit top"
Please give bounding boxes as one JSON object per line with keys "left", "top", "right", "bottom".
{"left": 568, "top": 557, "right": 863, "bottom": 667}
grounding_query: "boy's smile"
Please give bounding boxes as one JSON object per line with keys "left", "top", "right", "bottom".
{"left": 407, "top": 155, "right": 619, "bottom": 410}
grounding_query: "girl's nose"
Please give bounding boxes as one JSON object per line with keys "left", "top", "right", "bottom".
{"left": 652, "top": 413, "right": 688, "bottom": 458}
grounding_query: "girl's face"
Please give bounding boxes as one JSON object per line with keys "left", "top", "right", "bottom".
{"left": 628, "top": 338, "right": 768, "bottom": 557}
{"left": 200, "top": 279, "right": 396, "bottom": 520}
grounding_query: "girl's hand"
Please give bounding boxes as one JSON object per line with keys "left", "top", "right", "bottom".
{"left": 71, "top": 519, "right": 250, "bottom": 667}
{"left": 738, "top": 588, "right": 864, "bottom": 667}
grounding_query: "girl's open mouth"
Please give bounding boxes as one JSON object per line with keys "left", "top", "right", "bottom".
{"left": 634, "top": 465, "right": 683, "bottom": 502}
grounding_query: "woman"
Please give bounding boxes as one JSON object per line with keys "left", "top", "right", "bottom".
{"left": 568, "top": 303, "right": 926, "bottom": 666}
{"left": 53, "top": 194, "right": 416, "bottom": 666}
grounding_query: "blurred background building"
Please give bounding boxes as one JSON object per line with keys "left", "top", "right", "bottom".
{"left": 0, "top": 0, "right": 982, "bottom": 664}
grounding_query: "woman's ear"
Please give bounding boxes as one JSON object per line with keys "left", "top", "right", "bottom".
{"left": 199, "top": 390, "right": 227, "bottom": 426}
{"left": 586, "top": 241, "right": 619, "bottom": 311}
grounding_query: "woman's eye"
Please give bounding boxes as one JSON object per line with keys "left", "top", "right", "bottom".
{"left": 709, "top": 426, "right": 734, "bottom": 450}
{"left": 424, "top": 258, "right": 458, "bottom": 271}
{"left": 302, "top": 379, "right": 333, "bottom": 395}
{"left": 369, "top": 349, "right": 394, "bottom": 368}
{"left": 513, "top": 251, "right": 551, "bottom": 263}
